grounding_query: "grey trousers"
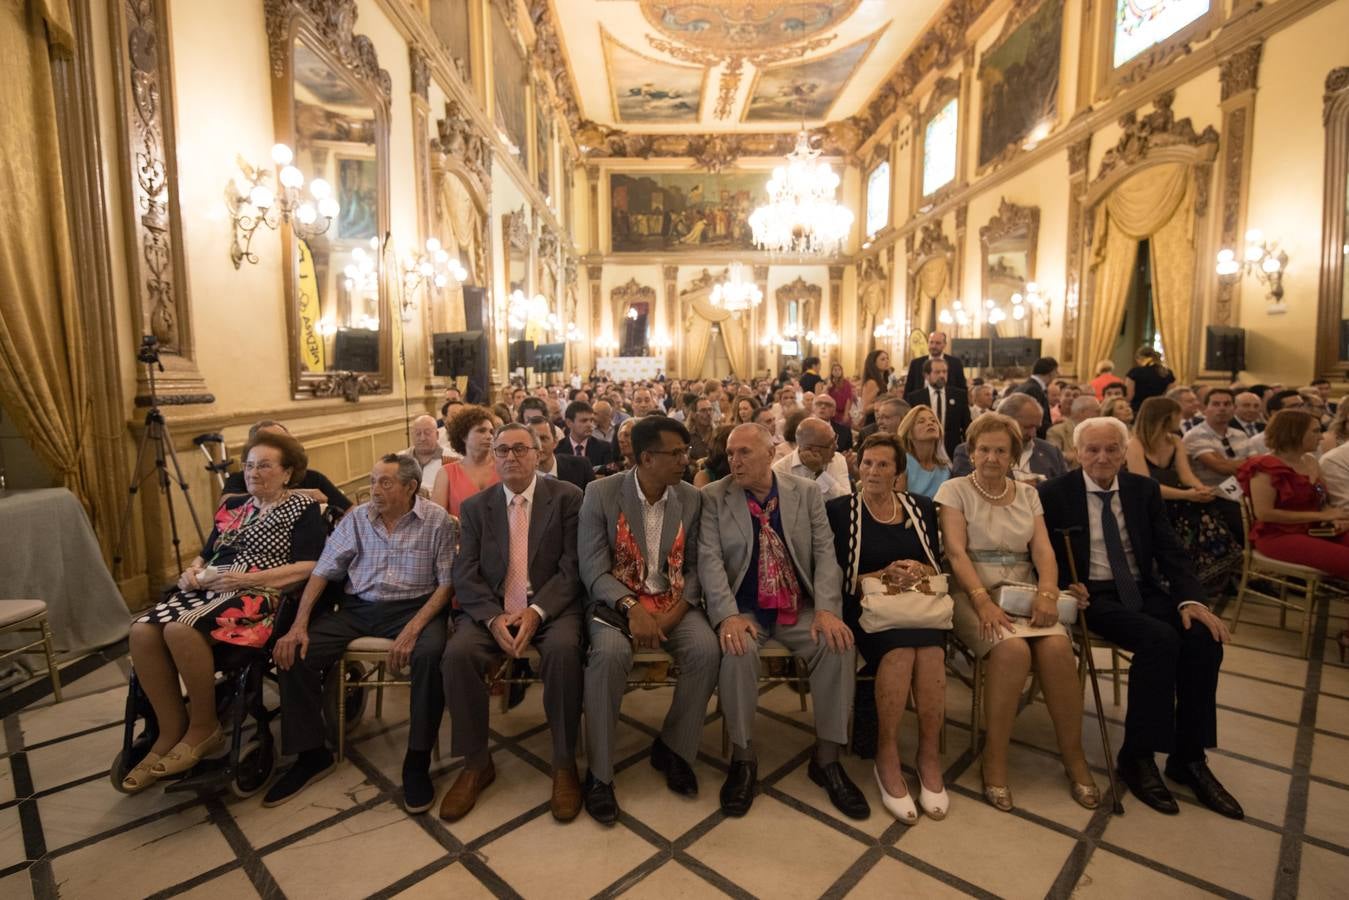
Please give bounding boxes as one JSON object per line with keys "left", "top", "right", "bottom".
{"left": 719, "top": 608, "right": 855, "bottom": 749}
{"left": 583, "top": 608, "right": 720, "bottom": 782}
{"left": 279, "top": 596, "right": 447, "bottom": 756}
{"left": 441, "top": 611, "right": 583, "bottom": 766}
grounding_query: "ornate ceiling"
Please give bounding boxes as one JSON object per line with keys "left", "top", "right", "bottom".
{"left": 549, "top": 0, "right": 946, "bottom": 134}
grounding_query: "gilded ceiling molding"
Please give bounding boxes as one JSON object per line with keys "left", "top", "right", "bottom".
{"left": 529, "top": 1, "right": 585, "bottom": 139}
{"left": 264, "top": 0, "right": 392, "bottom": 104}
{"left": 646, "top": 33, "right": 837, "bottom": 120}
{"left": 573, "top": 126, "right": 850, "bottom": 169}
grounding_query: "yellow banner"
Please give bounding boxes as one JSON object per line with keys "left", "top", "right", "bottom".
{"left": 296, "top": 239, "right": 325, "bottom": 372}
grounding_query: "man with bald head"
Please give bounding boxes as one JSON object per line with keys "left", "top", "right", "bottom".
{"left": 699, "top": 424, "right": 867, "bottom": 820}
{"left": 1040, "top": 418, "right": 1241, "bottom": 821}
{"left": 401, "top": 415, "right": 449, "bottom": 497}
{"left": 1232, "top": 391, "right": 1265, "bottom": 437}
{"left": 592, "top": 399, "right": 616, "bottom": 444}
{"left": 904, "top": 330, "right": 967, "bottom": 396}
{"left": 811, "top": 393, "right": 853, "bottom": 452}
{"left": 772, "top": 416, "right": 851, "bottom": 500}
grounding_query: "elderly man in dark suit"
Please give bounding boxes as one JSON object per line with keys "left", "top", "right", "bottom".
{"left": 1040, "top": 417, "right": 1242, "bottom": 820}
{"left": 578, "top": 418, "right": 720, "bottom": 824}
{"left": 440, "top": 423, "right": 586, "bottom": 823}
{"left": 1012, "top": 357, "right": 1059, "bottom": 436}
{"left": 699, "top": 423, "right": 868, "bottom": 820}
{"left": 904, "top": 356, "right": 972, "bottom": 460}
{"left": 903, "top": 330, "right": 967, "bottom": 396}
{"left": 952, "top": 394, "right": 1067, "bottom": 483}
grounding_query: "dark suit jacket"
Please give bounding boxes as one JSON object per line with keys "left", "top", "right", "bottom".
{"left": 453, "top": 475, "right": 584, "bottom": 623}
{"left": 544, "top": 454, "right": 594, "bottom": 492}
{"left": 1013, "top": 377, "right": 1055, "bottom": 436}
{"left": 557, "top": 436, "right": 612, "bottom": 468}
{"left": 578, "top": 469, "right": 702, "bottom": 610}
{"left": 829, "top": 420, "right": 854, "bottom": 453}
{"left": 904, "top": 386, "right": 972, "bottom": 460}
{"left": 903, "top": 354, "right": 966, "bottom": 397}
{"left": 951, "top": 437, "right": 1067, "bottom": 480}
{"left": 1037, "top": 470, "right": 1205, "bottom": 610}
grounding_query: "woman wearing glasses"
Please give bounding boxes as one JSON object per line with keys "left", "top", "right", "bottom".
{"left": 432, "top": 405, "right": 502, "bottom": 516}
{"left": 122, "top": 431, "right": 326, "bottom": 792}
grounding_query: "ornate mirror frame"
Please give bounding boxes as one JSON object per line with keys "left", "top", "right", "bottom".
{"left": 979, "top": 198, "right": 1040, "bottom": 330}
{"left": 265, "top": 0, "right": 393, "bottom": 400}
{"left": 1317, "top": 68, "right": 1349, "bottom": 379}
{"left": 907, "top": 220, "right": 956, "bottom": 336}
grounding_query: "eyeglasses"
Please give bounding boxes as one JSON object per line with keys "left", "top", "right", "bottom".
{"left": 798, "top": 442, "right": 836, "bottom": 452}
{"left": 244, "top": 461, "right": 280, "bottom": 472}
{"left": 493, "top": 444, "right": 536, "bottom": 458}
{"left": 647, "top": 447, "right": 691, "bottom": 459}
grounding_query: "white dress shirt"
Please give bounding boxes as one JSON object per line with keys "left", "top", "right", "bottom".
{"left": 1082, "top": 470, "right": 1199, "bottom": 608}
{"left": 500, "top": 475, "right": 548, "bottom": 622}
{"left": 772, "top": 449, "right": 851, "bottom": 500}
{"left": 927, "top": 385, "right": 947, "bottom": 428}
{"left": 1321, "top": 442, "right": 1349, "bottom": 507}
{"left": 634, "top": 471, "right": 672, "bottom": 594}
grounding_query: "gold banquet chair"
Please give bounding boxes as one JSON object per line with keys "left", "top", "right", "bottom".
{"left": 1230, "top": 496, "right": 1331, "bottom": 659}
{"left": 0, "top": 599, "right": 61, "bottom": 702}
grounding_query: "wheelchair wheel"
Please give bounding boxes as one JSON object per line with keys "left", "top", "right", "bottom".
{"left": 342, "top": 661, "right": 369, "bottom": 733}
{"left": 109, "top": 749, "right": 133, "bottom": 793}
{"left": 230, "top": 740, "right": 277, "bottom": 799}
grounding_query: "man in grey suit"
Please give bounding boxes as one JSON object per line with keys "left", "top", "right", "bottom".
{"left": 699, "top": 423, "right": 869, "bottom": 819}
{"left": 578, "top": 418, "right": 720, "bottom": 825}
{"left": 440, "top": 423, "right": 586, "bottom": 824}
{"left": 952, "top": 394, "right": 1068, "bottom": 483}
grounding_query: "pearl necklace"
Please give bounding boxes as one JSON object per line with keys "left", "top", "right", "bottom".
{"left": 970, "top": 474, "right": 1011, "bottom": 503}
{"left": 862, "top": 491, "right": 901, "bottom": 524}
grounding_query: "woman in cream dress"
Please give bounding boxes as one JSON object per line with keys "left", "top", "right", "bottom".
{"left": 935, "top": 413, "right": 1097, "bottom": 813}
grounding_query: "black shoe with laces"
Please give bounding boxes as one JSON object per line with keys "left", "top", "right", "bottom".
{"left": 263, "top": 748, "right": 335, "bottom": 808}
{"left": 583, "top": 770, "right": 619, "bottom": 825}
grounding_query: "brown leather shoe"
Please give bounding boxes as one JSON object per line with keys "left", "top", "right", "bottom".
{"left": 550, "top": 763, "right": 582, "bottom": 822}
{"left": 439, "top": 761, "right": 495, "bottom": 822}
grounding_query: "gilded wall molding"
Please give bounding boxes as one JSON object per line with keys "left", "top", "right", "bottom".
{"left": 1316, "top": 67, "right": 1349, "bottom": 378}
{"left": 1219, "top": 42, "right": 1263, "bottom": 102}
{"left": 1213, "top": 42, "right": 1262, "bottom": 328}
{"left": 1091, "top": 92, "right": 1219, "bottom": 187}
{"left": 409, "top": 43, "right": 430, "bottom": 100}
{"left": 265, "top": 0, "right": 392, "bottom": 104}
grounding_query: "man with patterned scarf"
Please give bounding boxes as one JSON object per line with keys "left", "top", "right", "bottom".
{"left": 698, "top": 423, "right": 869, "bottom": 820}
{"left": 577, "top": 417, "right": 720, "bottom": 825}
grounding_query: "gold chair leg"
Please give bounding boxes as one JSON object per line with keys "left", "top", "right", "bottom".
{"left": 970, "top": 657, "right": 983, "bottom": 755}
{"left": 1230, "top": 569, "right": 1250, "bottom": 635}
{"left": 795, "top": 657, "right": 809, "bottom": 712}
{"left": 375, "top": 664, "right": 385, "bottom": 719}
{"left": 337, "top": 659, "right": 348, "bottom": 762}
{"left": 40, "top": 618, "right": 61, "bottom": 703}
{"left": 1301, "top": 582, "right": 1318, "bottom": 659}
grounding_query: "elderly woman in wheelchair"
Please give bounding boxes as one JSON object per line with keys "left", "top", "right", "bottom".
{"left": 119, "top": 430, "right": 327, "bottom": 793}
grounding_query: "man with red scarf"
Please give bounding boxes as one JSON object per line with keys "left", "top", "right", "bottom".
{"left": 577, "top": 417, "right": 720, "bottom": 825}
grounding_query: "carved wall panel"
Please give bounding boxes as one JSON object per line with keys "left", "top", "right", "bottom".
{"left": 1213, "top": 42, "right": 1263, "bottom": 328}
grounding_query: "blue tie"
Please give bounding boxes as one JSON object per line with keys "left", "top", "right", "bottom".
{"left": 1094, "top": 491, "right": 1144, "bottom": 612}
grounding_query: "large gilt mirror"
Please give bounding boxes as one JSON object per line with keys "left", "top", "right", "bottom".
{"left": 1318, "top": 68, "right": 1349, "bottom": 376}
{"left": 503, "top": 207, "right": 532, "bottom": 343}
{"left": 980, "top": 199, "right": 1040, "bottom": 336}
{"left": 266, "top": 0, "right": 392, "bottom": 399}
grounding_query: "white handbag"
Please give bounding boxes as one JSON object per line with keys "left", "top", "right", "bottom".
{"left": 850, "top": 492, "right": 955, "bottom": 633}
{"left": 991, "top": 582, "right": 1079, "bottom": 625}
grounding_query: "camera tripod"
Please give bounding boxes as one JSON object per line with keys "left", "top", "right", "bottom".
{"left": 113, "top": 337, "right": 206, "bottom": 573}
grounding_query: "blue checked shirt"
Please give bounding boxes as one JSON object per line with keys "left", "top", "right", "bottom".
{"left": 314, "top": 496, "right": 457, "bottom": 601}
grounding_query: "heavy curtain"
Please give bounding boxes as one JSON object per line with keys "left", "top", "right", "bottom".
{"left": 684, "top": 292, "right": 745, "bottom": 377}
{"left": 1087, "top": 162, "right": 1197, "bottom": 381}
{"left": 915, "top": 259, "right": 951, "bottom": 334}
{"left": 434, "top": 172, "right": 482, "bottom": 332}
{"left": 0, "top": 0, "right": 116, "bottom": 540}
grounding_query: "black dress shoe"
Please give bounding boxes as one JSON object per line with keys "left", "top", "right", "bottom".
{"left": 808, "top": 759, "right": 871, "bottom": 820}
{"left": 1165, "top": 759, "right": 1244, "bottom": 819}
{"left": 583, "top": 770, "right": 620, "bottom": 826}
{"left": 719, "top": 760, "right": 757, "bottom": 817}
{"left": 650, "top": 736, "right": 698, "bottom": 797}
{"left": 1117, "top": 755, "right": 1179, "bottom": 815}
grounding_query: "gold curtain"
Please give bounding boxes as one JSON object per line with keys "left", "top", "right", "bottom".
{"left": 0, "top": 0, "right": 114, "bottom": 537}
{"left": 434, "top": 173, "right": 481, "bottom": 332}
{"left": 1087, "top": 163, "right": 1194, "bottom": 381}
{"left": 915, "top": 259, "right": 951, "bottom": 333}
{"left": 683, "top": 315, "right": 711, "bottom": 377}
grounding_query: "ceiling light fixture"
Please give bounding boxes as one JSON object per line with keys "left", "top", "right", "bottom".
{"left": 710, "top": 262, "right": 763, "bottom": 313}
{"left": 748, "top": 131, "right": 852, "bottom": 256}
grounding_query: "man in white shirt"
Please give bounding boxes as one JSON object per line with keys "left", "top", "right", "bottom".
{"left": 1321, "top": 441, "right": 1349, "bottom": 507}
{"left": 400, "top": 415, "right": 449, "bottom": 498}
{"left": 771, "top": 417, "right": 850, "bottom": 500}
{"left": 1181, "top": 388, "right": 1248, "bottom": 539}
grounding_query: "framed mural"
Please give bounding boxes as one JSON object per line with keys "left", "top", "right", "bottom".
{"left": 336, "top": 156, "right": 378, "bottom": 240}
{"left": 429, "top": 0, "right": 472, "bottom": 84}
{"left": 1113, "top": 0, "right": 1210, "bottom": 68}
{"left": 922, "top": 98, "right": 958, "bottom": 198}
{"left": 865, "top": 161, "right": 890, "bottom": 238}
{"left": 491, "top": 1, "right": 528, "bottom": 171}
{"left": 743, "top": 31, "right": 881, "bottom": 123}
{"left": 602, "top": 28, "right": 705, "bottom": 124}
{"left": 609, "top": 171, "right": 768, "bottom": 253}
{"left": 977, "top": 0, "right": 1064, "bottom": 171}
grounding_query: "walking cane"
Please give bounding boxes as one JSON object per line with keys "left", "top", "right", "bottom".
{"left": 1056, "top": 526, "right": 1126, "bottom": 815}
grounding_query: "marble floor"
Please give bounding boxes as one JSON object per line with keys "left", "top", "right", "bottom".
{"left": 1, "top": 595, "right": 1347, "bottom": 900}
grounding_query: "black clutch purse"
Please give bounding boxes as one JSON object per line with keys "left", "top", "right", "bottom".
{"left": 590, "top": 602, "right": 631, "bottom": 638}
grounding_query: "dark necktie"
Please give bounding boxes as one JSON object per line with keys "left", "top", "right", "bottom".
{"left": 1094, "top": 491, "right": 1144, "bottom": 612}
{"left": 574, "top": 441, "right": 585, "bottom": 456}
{"left": 933, "top": 389, "right": 945, "bottom": 427}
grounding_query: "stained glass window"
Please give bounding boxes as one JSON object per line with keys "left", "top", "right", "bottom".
{"left": 923, "top": 99, "right": 958, "bottom": 198}
{"left": 866, "top": 162, "right": 890, "bottom": 237}
{"left": 1112, "top": 0, "right": 1210, "bottom": 68}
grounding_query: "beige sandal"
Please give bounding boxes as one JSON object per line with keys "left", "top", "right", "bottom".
{"left": 150, "top": 728, "right": 224, "bottom": 777}
{"left": 121, "top": 752, "right": 163, "bottom": 793}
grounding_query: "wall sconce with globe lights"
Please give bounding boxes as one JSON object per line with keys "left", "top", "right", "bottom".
{"left": 938, "top": 300, "right": 973, "bottom": 336}
{"left": 1216, "top": 229, "right": 1289, "bottom": 311}
{"left": 1009, "top": 282, "right": 1051, "bottom": 328}
{"left": 399, "top": 238, "right": 467, "bottom": 322}
{"left": 651, "top": 331, "right": 673, "bottom": 354}
{"left": 595, "top": 335, "right": 621, "bottom": 354}
{"left": 226, "top": 143, "right": 338, "bottom": 268}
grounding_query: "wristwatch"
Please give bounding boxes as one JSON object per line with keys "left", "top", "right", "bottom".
{"left": 617, "top": 597, "right": 639, "bottom": 615}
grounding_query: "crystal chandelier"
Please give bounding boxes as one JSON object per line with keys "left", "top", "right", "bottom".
{"left": 749, "top": 131, "right": 853, "bottom": 256}
{"left": 710, "top": 262, "right": 763, "bottom": 313}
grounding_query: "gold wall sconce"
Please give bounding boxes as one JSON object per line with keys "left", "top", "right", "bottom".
{"left": 1216, "top": 229, "right": 1289, "bottom": 312}
{"left": 226, "top": 143, "right": 338, "bottom": 268}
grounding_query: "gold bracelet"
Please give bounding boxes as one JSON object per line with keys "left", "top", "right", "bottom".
{"left": 1036, "top": 589, "right": 1058, "bottom": 601}
{"left": 971, "top": 588, "right": 991, "bottom": 600}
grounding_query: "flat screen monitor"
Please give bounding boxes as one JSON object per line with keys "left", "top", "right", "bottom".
{"left": 950, "top": 338, "right": 991, "bottom": 368}
{"left": 432, "top": 330, "right": 482, "bottom": 378}
{"left": 535, "top": 342, "right": 565, "bottom": 373}
{"left": 333, "top": 328, "right": 379, "bottom": 372}
{"left": 990, "top": 337, "right": 1041, "bottom": 369}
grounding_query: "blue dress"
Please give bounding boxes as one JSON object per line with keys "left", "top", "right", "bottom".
{"left": 905, "top": 453, "right": 950, "bottom": 499}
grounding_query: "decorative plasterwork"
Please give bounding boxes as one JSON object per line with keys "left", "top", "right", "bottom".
{"left": 1214, "top": 42, "right": 1262, "bottom": 328}
{"left": 1219, "top": 42, "right": 1262, "bottom": 102}
{"left": 907, "top": 220, "right": 955, "bottom": 269}
{"left": 504, "top": 207, "right": 531, "bottom": 253}
{"left": 574, "top": 124, "right": 852, "bottom": 169}
{"left": 311, "top": 371, "right": 384, "bottom": 402}
{"left": 1316, "top": 67, "right": 1349, "bottom": 377}
{"left": 639, "top": 1, "right": 860, "bottom": 52}
{"left": 979, "top": 198, "right": 1040, "bottom": 250}
{"left": 1067, "top": 136, "right": 1091, "bottom": 175}
{"left": 681, "top": 268, "right": 723, "bottom": 296}
{"left": 1091, "top": 92, "right": 1218, "bottom": 187}
{"left": 1325, "top": 66, "right": 1349, "bottom": 123}
{"left": 264, "top": 0, "right": 392, "bottom": 104}
{"left": 612, "top": 277, "right": 657, "bottom": 312}
{"left": 434, "top": 100, "right": 493, "bottom": 191}
{"left": 409, "top": 44, "right": 430, "bottom": 100}
{"left": 647, "top": 32, "right": 837, "bottom": 120}
{"left": 530, "top": 1, "right": 585, "bottom": 140}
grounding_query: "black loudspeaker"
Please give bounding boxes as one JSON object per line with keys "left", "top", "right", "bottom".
{"left": 432, "top": 330, "right": 482, "bottom": 377}
{"left": 509, "top": 339, "right": 536, "bottom": 370}
{"left": 333, "top": 328, "right": 379, "bottom": 372}
{"left": 460, "top": 287, "right": 490, "bottom": 403}
{"left": 1205, "top": 325, "right": 1246, "bottom": 376}
{"left": 990, "top": 337, "right": 1041, "bottom": 369}
{"left": 535, "top": 342, "right": 565, "bottom": 373}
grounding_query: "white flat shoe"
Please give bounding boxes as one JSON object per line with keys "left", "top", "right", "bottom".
{"left": 874, "top": 766, "right": 917, "bottom": 825}
{"left": 918, "top": 777, "right": 949, "bottom": 820}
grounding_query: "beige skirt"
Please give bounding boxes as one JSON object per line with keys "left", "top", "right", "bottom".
{"left": 952, "top": 591, "right": 1070, "bottom": 659}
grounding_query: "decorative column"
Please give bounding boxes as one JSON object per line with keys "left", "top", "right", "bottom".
{"left": 828, "top": 265, "right": 844, "bottom": 368}
{"left": 954, "top": 204, "right": 968, "bottom": 305}
{"left": 885, "top": 244, "right": 899, "bottom": 334}
{"left": 410, "top": 46, "right": 433, "bottom": 389}
{"left": 1064, "top": 136, "right": 1092, "bottom": 374}
{"left": 587, "top": 263, "right": 604, "bottom": 368}
{"left": 663, "top": 265, "right": 679, "bottom": 374}
{"left": 753, "top": 264, "right": 769, "bottom": 377}
{"left": 586, "top": 163, "right": 601, "bottom": 253}
{"left": 1214, "top": 42, "right": 1263, "bottom": 328}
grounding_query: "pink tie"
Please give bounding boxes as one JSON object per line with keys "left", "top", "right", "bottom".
{"left": 504, "top": 494, "right": 529, "bottom": 613}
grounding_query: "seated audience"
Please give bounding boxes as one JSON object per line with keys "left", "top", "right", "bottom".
{"left": 904, "top": 357, "right": 971, "bottom": 461}
{"left": 1232, "top": 391, "right": 1266, "bottom": 437}
{"left": 686, "top": 395, "right": 716, "bottom": 461}
{"left": 592, "top": 399, "right": 616, "bottom": 444}
{"left": 1246, "top": 390, "right": 1308, "bottom": 455}
{"left": 123, "top": 432, "right": 326, "bottom": 793}
{"left": 441, "top": 424, "right": 586, "bottom": 822}
{"left": 401, "top": 415, "right": 451, "bottom": 498}
{"left": 220, "top": 420, "right": 351, "bottom": 515}
{"left": 1322, "top": 427, "right": 1349, "bottom": 507}
{"left": 936, "top": 414, "right": 1097, "bottom": 812}
{"left": 772, "top": 415, "right": 851, "bottom": 500}
{"left": 1128, "top": 398, "right": 1241, "bottom": 595}
{"left": 751, "top": 405, "right": 783, "bottom": 446}
{"left": 858, "top": 397, "right": 910, "bottom": 442}
{"left": 1182, "top": 387, "right": 1250, "bottom": 541}
{"left": 693, "top": 425, "right": 734, "bottom": 487}
{"left": 827, "top": 435, "right": 947, "bottom": 824}
{"left": 812, "top": 393, "right": 854, "bottom": 453}
{"left": 730, "top": 396, "right": 760, "bottom": 426}
{"left": 1318, "top": 398, "right": 1349, "bottom": 455}
{"left": 1238, "top": 409, "right": 1349, "bottom": 577}
{"left": 530, "top": 419, "right": 593, "bottom": 491}
{"left": 1089, "top": 359, "right": 1117, "bottom": 400}
{"left": 578, "top": 418, "right": 719, "bottom": 825}
{"left": 895, "top": 405, "right": 950, "bottom": 499}
{"left": 699, "top": 424, "right": 867, "bottom": 819}
{"left": 270, "top": 454, "right": 456, "bottom": 813}
{"left": 1042, "top": 418, "right": 1242, "bottom": 820}
{"left": 1046, "top": 395, "right": 1101, "bottom": 467}
{"left": 431, "top": 404, "right": 501, "bottom": 516}
{"left": 969, "top": 383, "right": 995, "bottom": 419}
{"left": 1165, "top": 387, "right": 1203, "bottom": 432}
{"left": 558, "top": 401, "right": 613, "bottom": 468}
{"left": 1101, "top": 397, "right": 1135, "bottom": 427}
{"left": 1101, "top": 380, "right": 1128, "bottom": 402}
{"left": 952, "top": 395, "right": 1068, "bottom": 483}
